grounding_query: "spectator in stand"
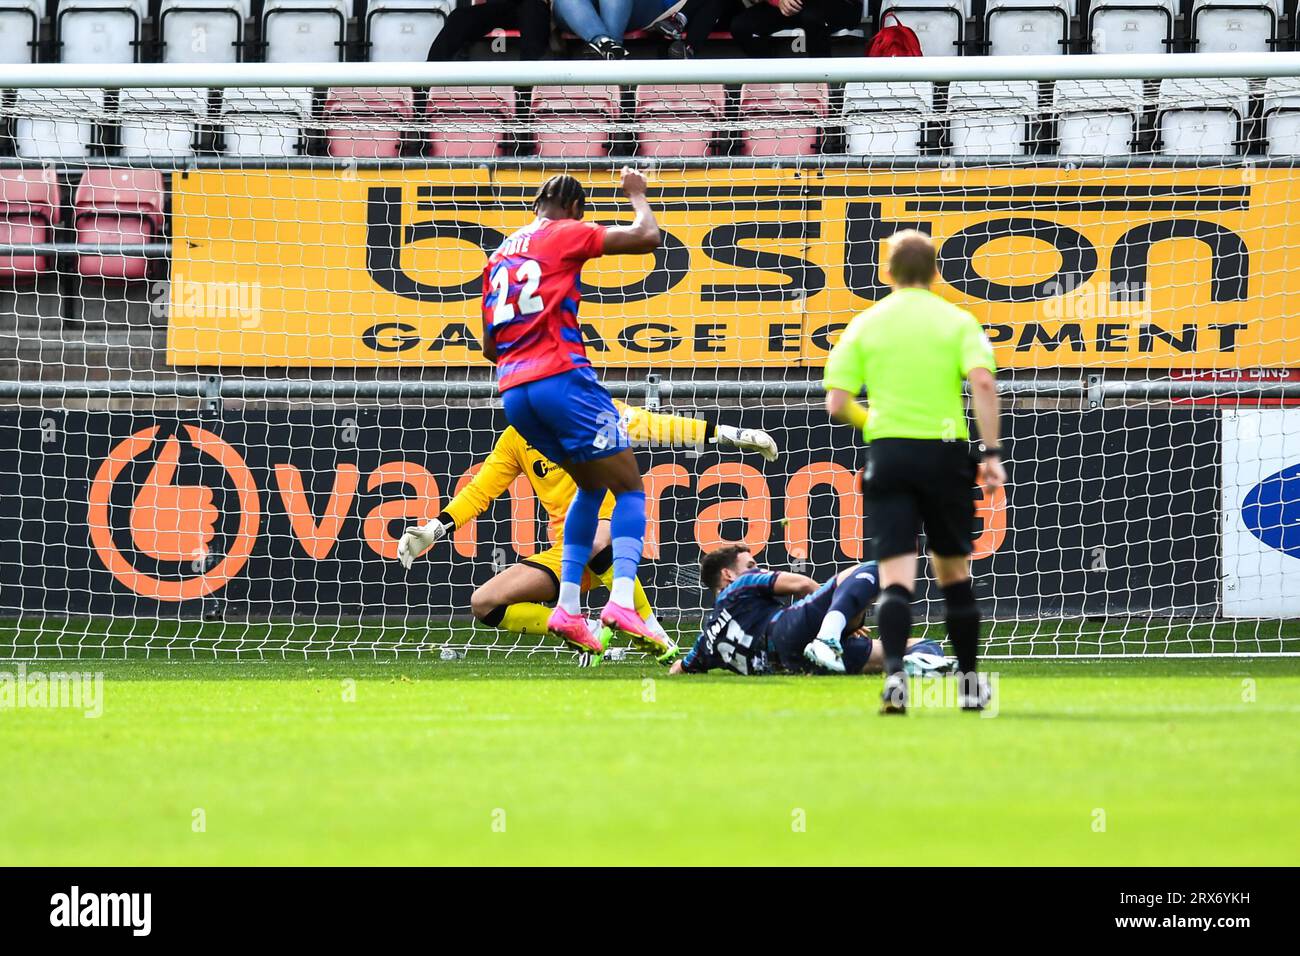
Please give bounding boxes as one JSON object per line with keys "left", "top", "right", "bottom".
{"left": 552, "top": 0, "right": 688, "bottom": 58}
{"left": 668, "top": 0, "right": 746, "bottom": 57}
{"left": 426, "top": 0, "right": 553, "bottom": 61}
{"left": 729, "top": 0, "right": 861, "bottom": 58}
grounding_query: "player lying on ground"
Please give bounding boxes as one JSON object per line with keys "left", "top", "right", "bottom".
{"left": 479, "top": 168, "right": 667, "bottom": 657}
{"left": 397, "top": 402, "right": 778, "bottom": 662}
{"left": 668, "top": 544, "right": 950, "bottom": 676}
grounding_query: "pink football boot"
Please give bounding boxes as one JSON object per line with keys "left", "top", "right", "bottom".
{"left": 600, "top": 601, "right": 674, "bottom": 660}
{"left": 547, "top": 606, "right": 604, "bottom": 655}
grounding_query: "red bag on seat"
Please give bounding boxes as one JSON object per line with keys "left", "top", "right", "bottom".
{"left": 866, "top": 11, "right": 923, "bottom": 57}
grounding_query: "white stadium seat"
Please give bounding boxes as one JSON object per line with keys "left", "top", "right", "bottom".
{"left": 1191, "top": 0, "right": 1283, "bottom": 53}
{"left": 1054, "top": 79, "right": 1144, "bottom": 157}
{"left": 220, "top": 86, "right": 313, "bottom": 156}
{"left": 947, "top": 80, "right": 1038, "bottom": 156}
{"left": 159, "top": 0, "right": 252, "bottom": 64}
{"left": 0, "top": 0, "right": 41, "bottom": 64}
{"left": 262, "top": 0, "right": 349, "bottom": 62}
{"left": 843, "top": 81, "right": 933, "bottom": 156}
{"left": 1156, "top": 78, "right": 1250, "bottom": 155}
{"left": 118, "top": 87, "right": 206, "bottom": 157}
{"left": 15, "top": 88, "right": 104, "bottom": 158}
{"left": 366, "top": 0, "right": 453, "bottom": 62}
{"left": 986, "top": 0, "right": 1072, "bottom": 56}
{"left": 877, "top": 0, "right": 969, "bottom": 56}
{"left": 1261, "top": 77, "right": 1300, "bottom": 155}
{"left": 57, "top": 0, "right": 147, "bottom": 63}
{"left": 1088, "top": 0, "right": 1176, "bottom": 54}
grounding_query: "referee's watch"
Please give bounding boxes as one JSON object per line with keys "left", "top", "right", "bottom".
{"left": 977, "top": 442, "right": 1004, "bottom": 460}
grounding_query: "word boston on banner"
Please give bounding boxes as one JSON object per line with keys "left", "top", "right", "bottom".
{"left": 166, "top": 166, "right": 1299, "bottom": 370}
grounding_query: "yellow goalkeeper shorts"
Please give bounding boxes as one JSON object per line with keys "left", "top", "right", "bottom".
{"left": 521, "top": 544, "right": 596, "bottom": 592}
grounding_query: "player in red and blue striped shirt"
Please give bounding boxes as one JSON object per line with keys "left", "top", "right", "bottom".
{"left": 481, "top": 169, "right": 669, "bottom": 658}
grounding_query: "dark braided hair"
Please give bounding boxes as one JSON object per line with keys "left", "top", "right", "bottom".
{"left": 532, "top": 174, "right": 586, "bottom": 217}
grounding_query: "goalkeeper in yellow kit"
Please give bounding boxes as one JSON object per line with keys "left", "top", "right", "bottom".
{"left": 397, "top": 401, "right": 778, "bottom": 663}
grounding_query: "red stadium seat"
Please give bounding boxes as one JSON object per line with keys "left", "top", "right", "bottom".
{"left": 530, "top": 86, "right": 619, "bottom": 158}
{"left": 635, "top": 84, "right": 725, "bottom": 158}
{"left": 0, "top": 168, "right": 60, "bottom": 280}
{"left": 739, "top": 83, "right": 829, "bottom": 157}
{"left": 324, "top": 86, "right": 414, "bottom": 158}
{"left": 425, "top": 86, "right": 514, "bottom": 158}
{"left": 73, "top": 169, "right": 164, "bottom": 280}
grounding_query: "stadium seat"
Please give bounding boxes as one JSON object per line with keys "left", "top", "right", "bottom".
{"left": 1156, "top": 78, "right": 1250, "bottom": 155}
{"left": 0, "top": 0, "right": 41, "bottom": 64}
{"left": 14, "top": 87, "right": 103, "bottom": 158}
{"left": 1262, "top": 77, "right": 1300, "bottom": 155}
{"left": 947, "top": 81, "right": 1038, "bottom": 156}
{"left": 158, "top": 0, "right": 250, "bottom": 63}
{"left": 366, "top": 0, "right": 453, "bottom": 61}
{"left": 220, "top": 86, "right": 312, "bottom": 156}
{"left": 1086, "top": 0, "right": 1176, "bottom": 53}
{"left": 634, "top": 85, "right": 725, "bottom": 158}
{"left": 1191, "top": 0, "right": 1282, "bottom": 52}
{"left": 324, "top": 87, "right": 414, "bottom": 158}
{"left": 73, "top": 169, "right": 165, "bottom": 280}
{"left": 985, "top": 0, "right": 1072, "bottom": 55}
{"left": 877, "top": 0, "right": 968, "bottom": 56}
{"left": 262, "top": 0, "right": 348, "bottom": 62}
{"left": 424, "top": 86, "right": 513, "bottom": 157}
{"left": 56, "top": 0, "right": 147, "bottom": 63}
{"left": 529, "top": 86, "right": 620, "bottom": 158}
{"left": 738, "top": 83, "right": 828, "bottom": 157}
{"left": 118, "top": 87, "right": 206, "bottom": 157}
{"left": 1053, "top": 79, "right": 1143, "bottom": 156}
{"left": 842, "top": 81, "right": 933, "bottom": 156}
{"left": 0, "top": 168, "right": 60, "bottom": 279}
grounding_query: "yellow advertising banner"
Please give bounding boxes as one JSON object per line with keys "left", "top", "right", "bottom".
{"left": 168, "top": 165, "right": 1300, "bottom": 369}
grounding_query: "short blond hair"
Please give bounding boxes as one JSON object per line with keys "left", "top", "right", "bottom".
{"left": 887, "top": 230, "right": 937, "bottom": 287}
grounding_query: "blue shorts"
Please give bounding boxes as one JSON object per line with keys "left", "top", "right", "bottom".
{"left": 501, "top": 366, "right": 629, "bottom": 465}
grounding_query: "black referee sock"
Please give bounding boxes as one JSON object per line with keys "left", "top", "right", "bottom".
{"left": 876, "top": 584, "right": 913, "bottom": 676}
{"left": 942, "top": 578, "right": 981, "bottom": 675}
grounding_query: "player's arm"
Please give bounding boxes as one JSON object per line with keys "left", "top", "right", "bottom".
{"left": 772, "top": 572, "right": 819, "bottom": 598}
{"left": 961, "top": 317, "right": 1006, "bottom": 491}
{"left": 479, "top": 271, "right": 498, "bottom": 363}
{"left": 601, "top": 168, "right": 661, "bottom": 255}
{"left": 669, "top": 635, "right": 709, "bottom": 675}
{"left": 397, "top": 434, "right": 523, "bottom": 569}
{"left": 823, "top": 320, "right": 869, "bottom": 430}
{"left": 615, "top": 401, "right": 779, "bottom": 462}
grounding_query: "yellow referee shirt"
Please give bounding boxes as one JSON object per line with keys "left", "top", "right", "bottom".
{"left": 823, "top": 288, "right": 996, "bottom": 442}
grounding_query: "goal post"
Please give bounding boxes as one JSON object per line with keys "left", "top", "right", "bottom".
{"left": 1, "top": 54, "right": 1298, "bottom": 660}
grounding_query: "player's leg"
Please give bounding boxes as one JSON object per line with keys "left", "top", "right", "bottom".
{"left": 851, "top": 636, "right": 949, "bottom": 675}
{"left": 589, "top": 554, "right": 678, "bottom": 662}
{"left": 864, "top": 441, "right": 923, "bottom": 714}
{"left": 806, "top": 561, "right": 881, "bottom": 669}
{"left": 470, "top": 562, "right": 563, "bottom": 638}
{"left": 922, "top": 442, "right": 986, "bottom": 710}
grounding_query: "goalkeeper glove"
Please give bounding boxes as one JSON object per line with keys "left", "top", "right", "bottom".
{"left": 397, "top": 515, "right": 454, "bottom": 570}
{"left": 714, "top": 424, "right": 779, "bottom": 462}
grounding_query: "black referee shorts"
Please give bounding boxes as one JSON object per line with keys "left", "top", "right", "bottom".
{"left": 862, "top": 438, "right": 980, "bottom": 561}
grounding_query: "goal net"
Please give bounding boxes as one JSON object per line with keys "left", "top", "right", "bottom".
{"left": 1, "top": 57, "right": 1298, "bottom": 660}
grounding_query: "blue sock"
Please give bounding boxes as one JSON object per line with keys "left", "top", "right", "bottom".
{"left": 609, "top": 490, "right": 646, "bottom": 605}
{"left": 560, "top": 486, "right": 604, "bottom": 591}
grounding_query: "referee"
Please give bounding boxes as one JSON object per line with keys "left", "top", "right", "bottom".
{"left": 820, "top": 230, "right": 1006, "bottom": 715}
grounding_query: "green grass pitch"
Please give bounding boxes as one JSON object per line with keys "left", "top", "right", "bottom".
{"left": 1, "top": 635, "right": 1297, "bottom": 866}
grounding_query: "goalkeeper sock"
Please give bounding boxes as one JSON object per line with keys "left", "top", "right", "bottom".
{"left": 942, "top": 578, "right": 981, "bottom": 674}
{"left": 815, "top": 562, "right": 881, "bottom": 646}
{"left": 492, "top": 603, "right": 553, "bottom": 637}
{"left": 559, "top": 486, "right": 604, "bottom": 614}
{"left": 876, "top": 584, "right": 914, "bottom": 676}
{"left": 609, "top": 489, "right": 646, "bottom": 608}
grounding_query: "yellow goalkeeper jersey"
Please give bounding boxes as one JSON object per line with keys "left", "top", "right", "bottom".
{"left": 441, "top": 401, "right": 708, "bottom": 545}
